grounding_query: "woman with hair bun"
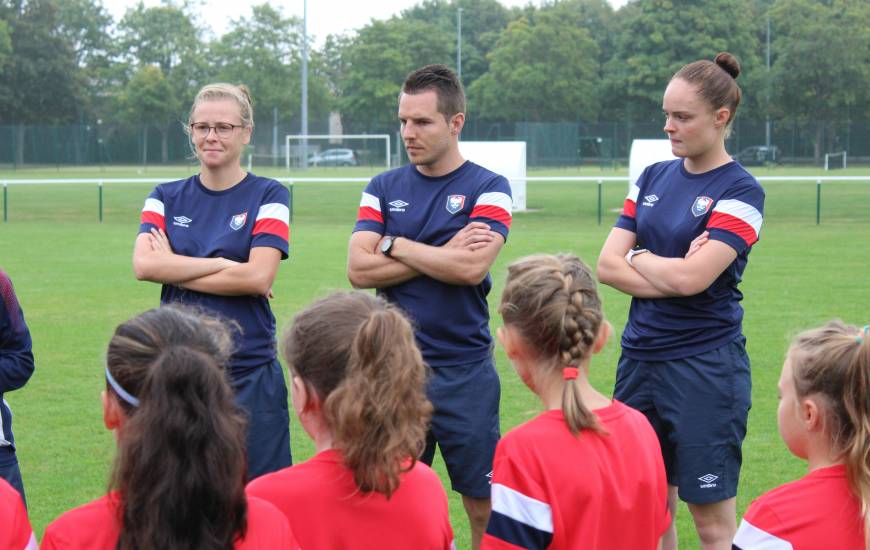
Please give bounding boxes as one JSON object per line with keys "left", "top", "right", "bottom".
{"left": 132, "top": 83, "right": 292, "bottom": 479}
{"left": 733, "top": 322, "right": 870, "bottom": 549}
{"left": 598, "top": 53, "right": 766, "bottom": 549}
{"left": 41, "top": 306, "right": 296, "bottom": 549}
{"left": 482, "top": 253, "right": 669, "bottom": 549}
{"left": 247, "top": 291, "right": 454, "bottom": 550}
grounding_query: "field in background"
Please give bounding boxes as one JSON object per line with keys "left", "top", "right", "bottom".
{"left": 1, "top": 165, "right": 869, "bottom": 547}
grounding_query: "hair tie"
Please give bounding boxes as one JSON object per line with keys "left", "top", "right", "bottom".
{"left": 563, "top": 367, "right": 579, "bottom": 381}
{"left": 858, "top": 325, "right": 870, "bottom": 345}
{"left": 105, "top": 367, "right": 140, "bottom": 407}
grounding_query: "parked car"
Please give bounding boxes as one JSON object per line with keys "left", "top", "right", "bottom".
{"left": 308, "top": 148, "right": 358, "bottom": 166}
{"left": 735, "top": 145, "right": 779, "bottom": 166}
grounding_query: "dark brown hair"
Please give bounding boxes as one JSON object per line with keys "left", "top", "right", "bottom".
{"left": 672, "top": 52, "right": 742, "bottom": 126}
{"left": 789, "top": 320, "right": 870, "bottom": 545}
{"left": 499, "top": 254, "right": 605, "bottom": 435}
{"left": 401, "top": 64, "right": 466, "bottom": 119}
{"left": 106, "top": 306, "right": 247, "bottom": 550}
{"left": 282, "top": 291, "right": 432, "bottom": 498}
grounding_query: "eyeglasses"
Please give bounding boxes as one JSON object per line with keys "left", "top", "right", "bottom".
{"left": 190, "top": 122, "right": 245, "bottom": 139}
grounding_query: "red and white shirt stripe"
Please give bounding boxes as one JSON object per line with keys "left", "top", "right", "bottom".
{"left": 140, "top": 198, "right": 166, "bottom": 231}
{"left": 707, "top": 199, "right": 763, "bottom": 246}
{"left": 622, "top": 184, "right": 640, "bottom": 218}
{"left": 471, "top": 191, "right": 513, "bottom": 228}
{"left": 357, "top": 192, "right": 384, "bottom": 224}
{"left": 252, "top": 203, "right": 290, "bottom": 241}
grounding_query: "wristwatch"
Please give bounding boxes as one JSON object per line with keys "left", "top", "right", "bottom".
{"left": 380, "top": 236, "right": 397, "bottom": 257}
{"left": 625, "top": 247, "right": 649, "bottom": 266}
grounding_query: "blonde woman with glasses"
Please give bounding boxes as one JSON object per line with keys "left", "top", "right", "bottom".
{"left": 132, "top": 83, "right": 292, "bottom": 480}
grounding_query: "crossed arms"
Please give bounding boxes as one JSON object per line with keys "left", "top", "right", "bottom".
{"left": 347, "top": 222, "right": 505, "bottom": 289}
{"left": 597, "top": 227, "right": 737, "bottom": 298}
{"left": 132, "top": 228, "right": 280, "bottom": 297}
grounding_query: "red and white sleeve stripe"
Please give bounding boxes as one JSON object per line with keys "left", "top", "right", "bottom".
{"left": 471, "top": 192, "right": 512, "bottom": 228}
{"left": 357, "top": 192, "right": 383, "bottom": 224}
{"left": 140, "top": 198, "right": 165, "bottom": 231}
{"left": 252, "top": 203, "right": 290, "bottom": 241}
{"left": 707, "top": 199, "right": 763, "bottom": 246}
{"left": 622, "top": 184, "right": 640, "bottom": 218}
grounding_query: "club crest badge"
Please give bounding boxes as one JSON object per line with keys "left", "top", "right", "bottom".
{"left": 691, "top": 196, "right": 714, "bottom": 218}
{"left": 446, "top": 194, "right": 466, "bottom": 214}
{"left": 229, "top": 212, "right": 248, "bottom": 230}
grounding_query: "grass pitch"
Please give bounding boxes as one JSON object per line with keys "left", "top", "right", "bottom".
{"left": 1, "top": 164, "right": 869, "bottom": 547}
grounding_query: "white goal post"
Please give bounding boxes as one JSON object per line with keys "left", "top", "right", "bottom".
{"left": 285, "top": 134, "right": 391, "bottom": 171}
{"left": 824, "top": 151, "right": 847, "bottom": 171}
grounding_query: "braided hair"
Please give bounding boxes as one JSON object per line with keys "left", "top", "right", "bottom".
{"left": 500, "top": 254, "right": 605, "bottom": 435}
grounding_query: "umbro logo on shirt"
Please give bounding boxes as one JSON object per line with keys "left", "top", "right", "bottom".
{"left": 388, "top": 199, "right": 409, "bottom": 212}
{"left": 698, "top": 473, "right": 719, "bottom": 488}
{"left": 173, "top": 215, "right": 192, "bottom": 228}
{"left": 642, "top": 195, "right": 659, "bottom": 207}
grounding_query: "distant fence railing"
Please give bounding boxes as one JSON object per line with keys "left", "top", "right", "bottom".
{"left": 2, "top": 176, "right": 869, "bottom": 225}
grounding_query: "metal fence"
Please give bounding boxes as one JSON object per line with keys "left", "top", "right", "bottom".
{"left": 3, "top": 176, "right": 868, "bottom": 226}
{"left": 2, "top": 119, "right": 869, "bottom": 169}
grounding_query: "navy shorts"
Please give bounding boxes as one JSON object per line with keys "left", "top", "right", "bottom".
{"left": 420, "top": 357, "right": 500, "bottom": 499}
{"left": 231, "top": 359, "right": 292, "bottom": 481}
{"left": 613, "top": 337, "right": 751, "bottom": 504}
{"left": 0, "top": 446, "right": 24, "bottom": 505}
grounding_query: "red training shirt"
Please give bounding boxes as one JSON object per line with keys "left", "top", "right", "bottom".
{"left": 482, "top": 401, "right": 670, "bottom": 549}
{"left": 247, "top": 448, "right": 455, "bottom": 550}
{"left": 40, "top": 492, "right": 296, "bottom": 549}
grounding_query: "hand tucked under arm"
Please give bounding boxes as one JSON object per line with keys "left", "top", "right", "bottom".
{"left": 179, "top": 247, "right": 282, "bottom": 297}
{"left": 630, "top": 238, "right": 736, "bottom": 297}
{"left": 389, "top": 222, "right": 504, "bottom": 286}
{"left": 347, "top": 231, "right": 420, "bottom": 289}
{"left": 132, "top": 230, "right": 237, "bottom": 284}
{"left": 596, "top": 228, "right": 669, "bottom": 298}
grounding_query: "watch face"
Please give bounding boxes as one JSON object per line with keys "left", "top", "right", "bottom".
{"left": 380, "top": 237, "right": 393, "bottom": 254}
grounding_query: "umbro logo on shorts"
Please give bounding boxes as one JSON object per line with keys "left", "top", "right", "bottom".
{"left": 173, "top": 215, "right": 192, "bottom": 228}
{"left": 388, "top": 199, "right": 408, "bottom": 212}
{"left": 698, "top": 473, "right": 719, "bottom": 488}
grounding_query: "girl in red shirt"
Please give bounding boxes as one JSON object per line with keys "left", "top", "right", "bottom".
{"left": 734, "top": 321, "right": 870, "bottom": 549}
{"left": 247, "top": 291, "right": 454, "bottom": 550}
{"left": 42, "top": 306, "right": 295, "bottom": 549}
{"left": 482, "top": 254, "right": 669, "bottom": 549}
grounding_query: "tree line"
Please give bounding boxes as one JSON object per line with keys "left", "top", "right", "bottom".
{"left": 0, "top": 0, "right": 868, "bottom": 163}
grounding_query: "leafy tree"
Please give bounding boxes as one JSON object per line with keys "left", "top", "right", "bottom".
{"left": 402, "top": 0, "right": 513, "bottom": 89}
{"left": 0, "top": 19, "right": 10, "bottom": 70}
{"left": 601, "top": 0, "right": 762, "bottom": 122}
{"left": 469, "top": 9, "right": 599, "bottom": 121}
{"left": 332, "top": 17, "right": 453, "bottom": 130}
{"left": 210, "top": 3, "right": 331, "bottom": 130}
{"left": 117, "top": 64, "right": 181, "bottom": 164}
{"left": 0, "top": 0, "right": 83, "bottom": 163}
{"left": 116, "top": 1, "right": 206, "bottom": 161}
{"left": 768, "top": 0, "right": 870, "bottom": 160}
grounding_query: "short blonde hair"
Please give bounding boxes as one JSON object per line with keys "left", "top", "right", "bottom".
{"left": 187, "top": 83, "right": 254, "bottom": 129}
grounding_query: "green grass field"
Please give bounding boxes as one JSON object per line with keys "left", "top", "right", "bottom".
{"left": 1, "top": 164, "right": 869, "bottom": 548}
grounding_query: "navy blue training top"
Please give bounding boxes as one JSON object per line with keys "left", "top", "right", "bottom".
{"left": 614, "top": 159, "right": 765, "bottom": 361}
{"left": 139, "top": 173, "right": 290, "bottom": 371}
{"left": 353, "top": 161, "right": 513, "bottom": 367}
{"left": 0, "top": 271, "right": 34, "bottom": 446}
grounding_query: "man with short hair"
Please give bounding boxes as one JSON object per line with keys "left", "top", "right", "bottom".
{"left": 348, "top": 64, "right": 512, "bottom": 549}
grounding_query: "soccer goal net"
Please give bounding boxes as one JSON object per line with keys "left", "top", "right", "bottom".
{"left": 824, "top": 151, "right": 847, "bottom": 171}
{"left": 285, "top": 134, "right": 391, "bottom": 172}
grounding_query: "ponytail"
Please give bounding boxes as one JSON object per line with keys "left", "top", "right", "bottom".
{"left": 500, "top": 254, "right": 605, "bottom": 435}
{"left": 843, "top": 326, "right": 870, "bottom": 547}
{"left": 105, "top": 307, "right": 247, "bottom": 550}
{"left": 790, "top": 322, "right": 870, "bottom": 546}
{"left": 283, "top": 291, "right": 432, "bottom": 498}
